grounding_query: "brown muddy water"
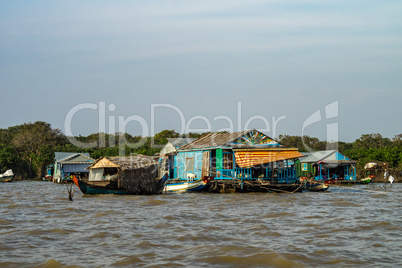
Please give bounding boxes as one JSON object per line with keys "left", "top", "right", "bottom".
{"left": 0, "top": 181, "right": 401, "bottom": 268}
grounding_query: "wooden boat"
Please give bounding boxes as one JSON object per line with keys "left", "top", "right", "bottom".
{"left": 304, "top": 180, "right": 329, "bottom": 192}
{"left": 0, "top": 169, "right": 14, "bottom": 182}
{"left": 73, "top": 156, "right": 169, "bottom": 195}
{"left": 164, "top": 178, "right": 209, "bottom": 193}
{"left": 73, "top": 174, "right": 169, "bottom": 195}
{"left": 73, "top": 176, "right": 132, "bottom": 194}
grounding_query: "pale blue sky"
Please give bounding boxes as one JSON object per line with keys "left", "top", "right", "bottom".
{"left": 1, "top": 0, "right": 401, "bottom": 142}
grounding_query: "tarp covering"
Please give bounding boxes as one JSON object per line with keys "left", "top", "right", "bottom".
{"left": 89, "top": 168, "right": 104, "bottom": 181}
{"left": 234, "top": 150, "right": 304, "bottom": 168}
{"left": 0, "top": 169, "right": 13, "bottom": 178}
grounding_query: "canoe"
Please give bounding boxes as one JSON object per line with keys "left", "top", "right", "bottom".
{"left": 305, "top": 181, "right": 329, "bottom": 192}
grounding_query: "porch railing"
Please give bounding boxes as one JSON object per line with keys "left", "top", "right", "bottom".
{"left": 216, "top": 167, "right": 297, "bottom": 183}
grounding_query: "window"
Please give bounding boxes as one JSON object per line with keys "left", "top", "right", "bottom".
{"left": 223, "top": 152, "right": 233, "bottom": 169}
{"left": 302, "top": 163, "right": 308, "bottom": 171}
{"left": 185, "top": 157, "right": 194, "bottom": 173}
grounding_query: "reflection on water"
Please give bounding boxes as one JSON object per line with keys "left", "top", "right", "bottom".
{"left": 0, "top": 181, "right": 401, "bottom": 267}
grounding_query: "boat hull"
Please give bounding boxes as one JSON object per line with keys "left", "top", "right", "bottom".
{"left": 73, "top": 174, "right": 168, "bottom": 195}
{"left": 359, "top": 177, "right": 372, "bottom": 184}
{"left": 305, "top": 181, "right": 329, "bottom": 192}
{"left": 0, "top": 175, "right": 14, "bottom": 182}
{"left": 73, "top": 177, "right": 133, "bottom": 195}
{"left": 164, "top": 179, "right": 207, "bottom": 193}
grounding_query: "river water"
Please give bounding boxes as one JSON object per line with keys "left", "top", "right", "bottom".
{"left": 0, "top": 181, "right": 401, "bottom": 268}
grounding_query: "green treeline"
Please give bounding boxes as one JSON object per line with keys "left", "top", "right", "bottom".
{"left": 0, "top": 121, "right": 401, "bottom": 179}
{"left": 0, "top": 122, "right": 202, "bottom": 180}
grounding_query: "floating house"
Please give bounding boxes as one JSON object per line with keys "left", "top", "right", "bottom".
{"left": 76, "top": 155, "right": 166, "bottom": 195}
{"left": 159, "top": 138, "right": 197, "bottom": 178}
{"left": 161, "top": 129, "right": 305, "bottom": 193}
{"left": 295, "top": 150, "right": 356, "bottom": 182}
{"left": 53, "top": 152, "right": 95, "bottom": 183}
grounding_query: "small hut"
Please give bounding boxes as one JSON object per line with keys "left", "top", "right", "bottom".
{"left": 87, "top": 155, "right": 164, "bottom": 194}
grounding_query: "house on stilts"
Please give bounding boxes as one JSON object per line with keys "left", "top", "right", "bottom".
{"left": 53, "top": 152, "right": 95, "bottom": 183}
{"left": 159, "top": 129, "right": 305, "bottom": 193}
{"left": 295, "top": 150, "right": 356, "bottom": 183}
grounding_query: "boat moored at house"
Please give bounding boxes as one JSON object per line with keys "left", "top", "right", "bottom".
{"left": 159, "top": 129, "right": 305, "bottom": 193}
{"left": 74, "top": 155, "right": 168, "bottom": 195}
{"left": 163, "top": 177, "right": 209, "bottom": 193}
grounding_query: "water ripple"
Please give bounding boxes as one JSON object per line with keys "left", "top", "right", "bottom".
{"left": 0, "top": 181, "right": 401, "bottom": 267}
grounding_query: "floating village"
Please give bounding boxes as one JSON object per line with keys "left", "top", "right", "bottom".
{"left": 1, "top": 129, "right": 396, "bottom": 195}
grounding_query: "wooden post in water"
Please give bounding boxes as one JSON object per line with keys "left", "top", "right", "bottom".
{"left": 66, "top": 183, "right": 74, "bottom": 201}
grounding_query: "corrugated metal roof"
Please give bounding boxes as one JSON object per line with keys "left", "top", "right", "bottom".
{"left": 300, "top": 150, "right": 337, "bottom": 163}
{"left": 167, "top": 138, "right": 197, "bottom": 148}
{"left": 159, "top": 138, "right": 197, "bottom": 155}
{"left": 179, "top": 130, "right": 251, "bottom": 150}
{"left": 55, "top": 152, "right": 91, "bottom": 162}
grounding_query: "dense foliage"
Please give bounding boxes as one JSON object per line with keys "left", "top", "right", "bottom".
{"left": 0, "top": 121, "right": 400, "bottom": 179}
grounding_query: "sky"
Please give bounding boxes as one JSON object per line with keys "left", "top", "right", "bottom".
{"left": 1, "top": 0, "right": 401, "bottom": 143}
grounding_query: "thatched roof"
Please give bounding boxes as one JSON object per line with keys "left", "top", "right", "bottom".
{"left": 88, "top": 155, "right": 157, "bottom": 171}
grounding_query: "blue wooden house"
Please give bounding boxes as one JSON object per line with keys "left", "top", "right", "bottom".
{"left": 53, "top": 152, "right": 95, "bottom": 183}
{"left": 159, "top": 138, "right": 197, "bottom": 179}
{"left": 162, "top": 129, "right": 305, "bottom": 193}
{"left": 295, "top": 150, "right": 356, "bottom": 182}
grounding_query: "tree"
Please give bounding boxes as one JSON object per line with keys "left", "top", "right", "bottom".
{"left": 153, "top": 130, "right": 179, "bottom": 146}
{"left": 11, "top": 121, "right": 66, "bottom": 178}
{"left": 353, "top": 134, "right": 392, "bottom": 150}
{"left": 278, "top": 135, "right": 326, "bottom": 152}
